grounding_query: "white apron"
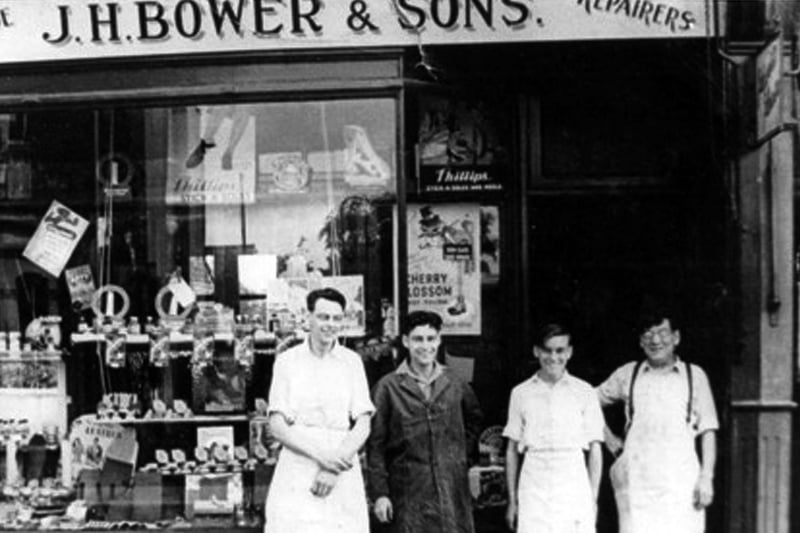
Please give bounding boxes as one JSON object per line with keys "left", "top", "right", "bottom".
{"left": 264, "top": 426, "right": 369, "bottom": 533}
{"left": 518, "top": 448, "right": 595, "bottom": 533}
{"left": 610, "top": 378, "right": 703, "bottom": 533}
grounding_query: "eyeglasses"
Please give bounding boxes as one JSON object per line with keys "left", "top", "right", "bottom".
{"left": 641, "top": 328, "right": 673, "bottom": 342}
{"left": 313, "top": 313, "right": 344, "bottom": 323}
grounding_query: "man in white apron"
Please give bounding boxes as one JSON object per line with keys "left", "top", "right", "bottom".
{"left": 597, "top": 308, "right": 718, "bottom": 533}
{"left": 504, "top": 322, "right": 604, "bottom": 533}
{"left": 265, "top": 288, "right": 374, "bottom": 533}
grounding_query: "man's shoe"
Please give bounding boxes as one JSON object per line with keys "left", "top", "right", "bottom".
{"left": 186, "top": 140, "right": 215, "bottom": 169}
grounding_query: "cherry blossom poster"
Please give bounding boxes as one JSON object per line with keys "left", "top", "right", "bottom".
{"left": 407, "top": 204, "right": 481, "bottom": 335}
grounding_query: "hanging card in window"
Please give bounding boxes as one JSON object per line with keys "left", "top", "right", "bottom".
{"left": 22, "top": 200, "right": 89, "bottom": 278}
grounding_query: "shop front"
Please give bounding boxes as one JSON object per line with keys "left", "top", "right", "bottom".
{"left": 2, "top": 1, "right": 787, "bottom": 532}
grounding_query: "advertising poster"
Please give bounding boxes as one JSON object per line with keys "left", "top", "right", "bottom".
{"left": 68, "top": 415, "right": 137, "bottom": 479}
{"left": 22, "top": 201, "right": 89, "bottom": 278}
{"left": 417, "top": 96, "right": 507, "bottom": 195}
{"left": 166, "top": 105, "right": 257, "bottom": 205}
{"left": 171, "top": 100, "right": 395, "bottom": 209}
{"left": 407, "top": 204, "right": 481, "bottom": 335}
{"left": 194, "top": 357, "right": 248, "bottom": 414}
{"left": 65, "top": 264, "right": 96, "bottom": 311}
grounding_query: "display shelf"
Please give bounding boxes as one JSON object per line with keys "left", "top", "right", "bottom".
{"left": 71, "top": 333, "right": 195, "bottom": 344}
{"left": 90, "top": 415, "right": 252, "bottom": 425}
{"left": 8, "top": 520, "right": 264, "bottom": 533}
{"left": 0, "top": 387, "right": 62, "bottom": 396}
{"left": 70, "top": 333, "right": 106, "bottom": 343}
{"left": 0, "top": 442, "right": 61, "bottom": 451}
{"left": 0, "top": 350, "right": 63, "bottom": 362}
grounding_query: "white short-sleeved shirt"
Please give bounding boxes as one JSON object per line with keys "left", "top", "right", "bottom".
{"left": 503, "top": 372, "right": 605, "bottom": 452}
{"left": 596, "top": 358, "right": 719, "bottom": 435}
{"left": 268, "top": 339, "right": 374, "bottom": 430}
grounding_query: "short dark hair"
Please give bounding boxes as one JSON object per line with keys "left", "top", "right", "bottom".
{"left": 636, "top": 303, "right": 680, "bottom": 334}
{"left": 534, "top": 323, "right": 571, "bottom": 348}
{"left": 403, "top": 310, "right": 443, "bottom": 335}
{"left": 306, "top": 287, "right": 347, "bottom": 312}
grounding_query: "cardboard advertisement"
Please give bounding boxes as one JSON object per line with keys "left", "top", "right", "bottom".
{"left": 64, "top": 264, "right": 96, "bottom": 311}
{"left": 166, "top": 105, "right": 257, "bottom": 205}
{"left": 23, "top": 201, "right": 89, "bottom": 278}
{"left": 68, "top": 415, "right": 137, "bottom": 479}
{"left": 407, "top": 204, "right": 481, "bottom": 335}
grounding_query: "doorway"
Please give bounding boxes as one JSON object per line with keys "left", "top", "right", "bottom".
{"left": 525, "top": 191, "right": 726, "bottom": 533}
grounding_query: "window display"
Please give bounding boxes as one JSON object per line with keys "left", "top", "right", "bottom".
{"left": 0, "top": 97, "right": 398, "bottom": 530}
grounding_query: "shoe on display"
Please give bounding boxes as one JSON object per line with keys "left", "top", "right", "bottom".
{"left": 343, "top": 124, "right": 390, "bottom": 186}
{"left": 448, "top": 296, "right": 467, "bottom": 316}
{"left": 185, "top": 139, "right": 215, "bottom": 169}
{"left": 221, "top": 151, "right": 233, "bottom": 171}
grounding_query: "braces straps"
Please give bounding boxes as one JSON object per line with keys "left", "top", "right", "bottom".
{"left": 624, "top": 360, "right": 694, "bottom": 438}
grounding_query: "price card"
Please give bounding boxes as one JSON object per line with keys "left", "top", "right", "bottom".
{"left": 23, "top": 201, "right": 88, "bottom": 278}
{"left": 170, "top": 276, "right": 197, "bottom": 308}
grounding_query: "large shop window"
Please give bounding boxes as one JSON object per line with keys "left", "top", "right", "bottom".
{"left": 0, "top": 98, "right": 398, "bottom": 530}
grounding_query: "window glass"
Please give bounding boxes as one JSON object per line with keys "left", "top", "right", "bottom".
{"left": 0, "top": 97, "right": 398, "bottom": 530}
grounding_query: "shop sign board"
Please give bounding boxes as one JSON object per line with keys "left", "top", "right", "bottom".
{"left": 0, "top": 0, "right": 712, "bottom": 64}
{"left": 407, "top": 203, "right": 481, "bottom": 335}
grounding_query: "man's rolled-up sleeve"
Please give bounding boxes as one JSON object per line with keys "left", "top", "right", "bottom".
{"left": 502, "top": 388, "right": 523, "bottom": 443}
{"left": 694, "top": 367, "right": 719, "bottom": 434}
{"left": 596, "top": 364, "right": 629, "bottom": 407}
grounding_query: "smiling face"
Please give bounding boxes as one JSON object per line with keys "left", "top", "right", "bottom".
{"left": 403, "top": 324, "right": 441, "bottom": 374}
{"left": 308, "top": 297, "right": 344, "bottom": 351}
{"left": 639, "top": 319, "right": 680, "bottom": 367}
{"left": 534, "top": 334, "right": 572, "bottom": 382}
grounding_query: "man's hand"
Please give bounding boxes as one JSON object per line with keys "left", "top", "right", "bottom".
{"left": 315, "top": 450, "right": 353, "bottom": 473}
{"left": 374, "top": 496, "right": 393, "bottom": 523}
{"left": 310, "top": 469, "right": 339, "bottom": 498}
{"left": 693, "top": 474, "right": 714, "bottom": 509}
{"left": 505, "top": 500, "right": 517, "bottom": 531}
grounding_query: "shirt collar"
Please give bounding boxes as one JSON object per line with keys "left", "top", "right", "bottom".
{"left": 642, "top": 355, "right": 684, "bottom": 373}
{"left": 303, "top": 337, "right": 344, "bottom": 360}
{"left": 530, "top": 370, "right": 572, "bottom": 386}
{"left": 396, "top": 360, "right": 443, "bottom": 384}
